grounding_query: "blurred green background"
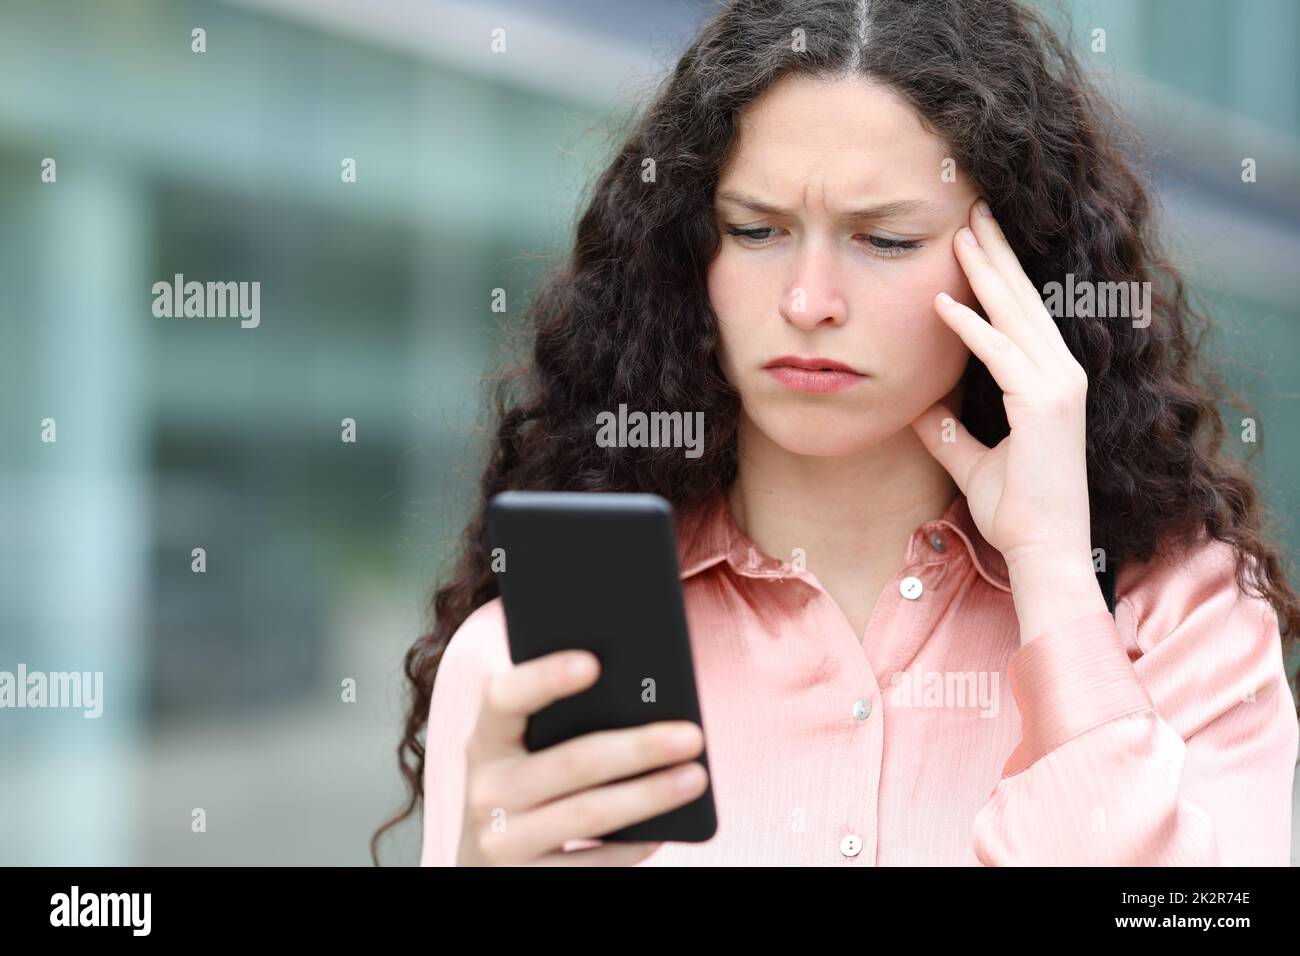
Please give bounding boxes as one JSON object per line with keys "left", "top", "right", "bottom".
{"left": 0, "top": 0, "right": 1296, "bottom": 865}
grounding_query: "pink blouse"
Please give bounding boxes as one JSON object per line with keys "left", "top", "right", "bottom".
{"left": 420, "top": 491, "right": 1298, "bottom": 865}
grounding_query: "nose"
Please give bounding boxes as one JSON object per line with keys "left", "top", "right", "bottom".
{"left": 779, "top": 240, "right": 849, "bottom": 330}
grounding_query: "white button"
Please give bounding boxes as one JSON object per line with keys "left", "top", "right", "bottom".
{"left": 839, "top": 834, "right": 862, "bottom": 857}
{"left": 899, "top": 575, "right": 924, "bottom": 600}
{"left": 929, "top": 531, "right": 947, "bottom": 552}
{"left": 852, "top": 698, "right": 872, "bottom": 720}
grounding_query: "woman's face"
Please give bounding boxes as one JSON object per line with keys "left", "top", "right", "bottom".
{"left": 708, "top": 74, "right": 982, "bottom": 457}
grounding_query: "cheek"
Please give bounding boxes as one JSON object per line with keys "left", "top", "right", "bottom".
{"left": 707, "top": 247, "right": 764, "bottom": 315}
{"left": 869, "top": 253, "right": 971, "bottom": 371}
{"left": 706, "top": 250, "right": 765, "bottom": 369}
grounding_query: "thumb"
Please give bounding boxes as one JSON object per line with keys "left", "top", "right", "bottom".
{"left": 909, "top": 401, "right": 986, "bottom": 497}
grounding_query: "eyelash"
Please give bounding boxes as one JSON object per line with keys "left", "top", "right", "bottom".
{"left": 724, "top": 225, "right": 924, "bottom": 258}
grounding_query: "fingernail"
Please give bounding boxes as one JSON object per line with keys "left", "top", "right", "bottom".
{"left": 936, "top": 291, "right": 953, "bottom": 305}
{"left": 960, "top": 227, "right": 978, "bottom": 246}
{"left": 671, "top": 725, "right": 699, "bottom": 751}
{"left": 567, "top": 654, "right": 594, "bottom": 678}
{"left": 673, "top": 764, "right": 703, "bottom": 792}
{"left": 975, "top": 198, "right": 991, "bottom": 217}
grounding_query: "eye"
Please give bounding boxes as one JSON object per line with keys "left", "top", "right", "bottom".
{"left": 861, "top": 235, "right": 924, "bottom": 258}
{"left": 724, "top": 225, "right": 783, "bottom": 246}
{"left": 723, "top": 225, "right": 924, "bottom": 258}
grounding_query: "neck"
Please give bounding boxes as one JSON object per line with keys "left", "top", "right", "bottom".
{"left": 726, "top": 414, "right": 961, "bottom": 580}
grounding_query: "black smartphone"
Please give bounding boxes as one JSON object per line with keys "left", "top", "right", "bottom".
{"left": 485, "top": 490, "right": 717, "bottom": 843}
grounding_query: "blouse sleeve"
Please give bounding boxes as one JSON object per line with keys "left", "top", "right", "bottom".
{"left": 972, "top": 543, "right": 1298, "bottom": 866}
{"left": 419, "top": 601, "right": 511, "bottom": 867}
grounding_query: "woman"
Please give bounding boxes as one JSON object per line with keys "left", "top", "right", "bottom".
{"left": 376, "top": 0, "right": 1300, "bottom": 865}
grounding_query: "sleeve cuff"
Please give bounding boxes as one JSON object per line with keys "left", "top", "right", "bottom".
{"left": 1001, "top": 607, "right": 1154, "bottom": 776}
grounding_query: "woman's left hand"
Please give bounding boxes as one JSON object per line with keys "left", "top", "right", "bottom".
{"left": 910, "top": 198, "right": 1097, "bottom": 585}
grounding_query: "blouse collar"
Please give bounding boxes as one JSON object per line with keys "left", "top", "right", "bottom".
{"left": 674, "top": 489, "right": 1012, "bottom": 594}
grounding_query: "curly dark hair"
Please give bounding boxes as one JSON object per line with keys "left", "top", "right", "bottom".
{"left": 371, "top": 0, "right": 1300, "bottom": 863}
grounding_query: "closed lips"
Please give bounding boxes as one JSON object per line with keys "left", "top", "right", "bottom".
{"left": 764, "top": 357, "right": 864, "bottom": 374}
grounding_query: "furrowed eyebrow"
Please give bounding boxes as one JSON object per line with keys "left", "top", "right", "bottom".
{"left": 715, "top": 191, "right": 942, "bottom": 221}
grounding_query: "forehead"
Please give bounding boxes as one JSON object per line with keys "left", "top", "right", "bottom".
{"left": 718, "top": 75, "right": 953, "bottom": 200}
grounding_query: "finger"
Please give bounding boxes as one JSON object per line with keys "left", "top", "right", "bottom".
{"left": 952, "top": 223, "right": 1058, "bottom": 370}
{"left": 530, "top": 841, "right": 664, "bottom": 867}
{"left": 472, "top": 650, "right": 600, "bottom": 760}
{"left": 968, "top": 200, "right": 1044, "bottom": 310}
{"left": 933, "top": 290, "right": 1039, "bottom": 396}
{"left": 910, "top": 400, "right": 988, "bottom": 497}
{"left": 967, "top": 200, "right": 1079, "bottom": 369}
{"left": 496, "top": 720, "right": 705, "bottom": 810}
{"left": 487, "top": 761, "right": 709, "bottom": 861}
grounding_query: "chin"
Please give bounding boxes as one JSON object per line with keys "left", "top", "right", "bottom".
{"left": 748, "top": 406, "right": 901, "bottom": 458}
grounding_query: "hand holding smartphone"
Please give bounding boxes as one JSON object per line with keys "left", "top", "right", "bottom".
{"left": 471, "top": 491, "right": 717, "bottom": 853}
{"left": 454, "top": 648, "right": 709, "bottom": 866}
